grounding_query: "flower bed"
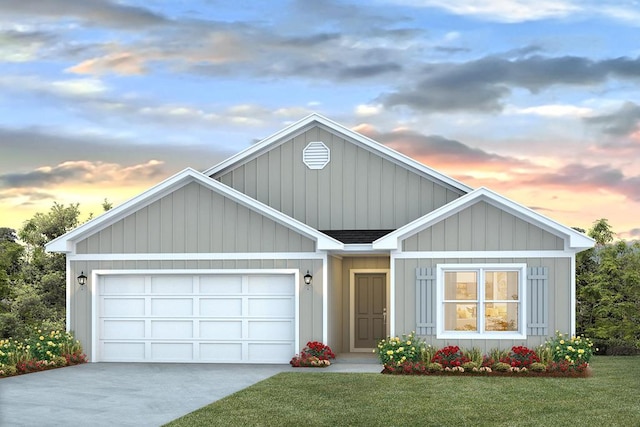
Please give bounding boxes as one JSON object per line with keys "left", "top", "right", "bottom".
{"left": 375, "top": 331, "right": 595, "bottom": 378}
{"left": 0, "top": 328, "right": 87, "bottom": 378}
{"left": 290, "top": 341, "right": 336, "bottom": 367}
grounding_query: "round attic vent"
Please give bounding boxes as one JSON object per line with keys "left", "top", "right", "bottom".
{"left": 303, "top": 141, "right": 330, "bottom": 170}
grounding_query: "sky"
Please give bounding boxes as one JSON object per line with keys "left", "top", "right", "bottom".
{"left": 1, "top": 0, "right": 640, "bottom": 239}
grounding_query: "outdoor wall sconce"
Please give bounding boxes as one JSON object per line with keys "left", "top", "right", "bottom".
{"left": 303, "top": 270, "right": 313, "bottom": 289}
{"left": 77, "top": 272, "right": 87, "bottom": 287}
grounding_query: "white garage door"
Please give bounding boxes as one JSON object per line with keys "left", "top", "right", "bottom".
{"left": 97, "top": 273, "right": 296, "bottom": 363}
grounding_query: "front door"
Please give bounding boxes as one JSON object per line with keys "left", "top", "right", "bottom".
{"left": 354, "top": 273, "right": 387, "bottom": 348}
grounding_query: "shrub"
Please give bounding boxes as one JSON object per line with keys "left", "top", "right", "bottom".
{"left": 530, "top": 362, "right": 547, "bottom": 372}
{"left": 290, "top": 341, "right": 335, "bottom": 367}
{"left": 421, "top": 345, "right": 437, "bottom": 364}
{"left": 547, "top": 331, "right": 595, "bottom": 364}
{"left": 535, "top": 344, "right": 554, "bottom": 364}
{"left": 501, "top": 346, "right": 540, "bottom": 368}
{"left": 0, "top": 328, "right": 86, "bottom": 377}
{"left": 462, "top": 361, "right": 478, "bottom": 371}
{"left": 426, "top": 362, "right": 443, "bottom": 372}
{"left": 493, "top": 362, "right": 511, "bottom": 372}
{"left": 463, "top": 347, "right": 483, "bottom": 365}
{"left": 430, "top": 345, "right": 470, "bottom": 368}
{"left": 375, "top": 332, "right": 423, "bottom": 366}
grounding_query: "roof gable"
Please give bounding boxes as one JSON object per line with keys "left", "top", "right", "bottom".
{"left": 373, "top": 187, "right": 595, "bottom": 252}
{"left": 204, "top": 113, "right": 472, "bottom": 195}
{"left": 46, "top": 168, "right": 342, "bottom": 253}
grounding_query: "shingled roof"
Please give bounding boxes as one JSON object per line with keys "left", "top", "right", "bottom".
{"left": 319, "top": 230, "right": 395, "bottom": 244}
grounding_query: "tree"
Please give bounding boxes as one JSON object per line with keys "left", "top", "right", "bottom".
{"left": 575, "top": 219, "right": 640, "bottom": 353}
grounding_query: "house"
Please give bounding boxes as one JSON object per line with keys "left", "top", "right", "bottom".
{"left": 46, "top": 114, "right": 595, "bottom": 363}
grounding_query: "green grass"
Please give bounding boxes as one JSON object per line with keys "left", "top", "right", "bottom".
{"left": 165, "top": 356, "right": 640, "bottom": 427}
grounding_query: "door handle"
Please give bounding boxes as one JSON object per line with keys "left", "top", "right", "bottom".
{"left": 383, "top": 307, "right": 387, "bottom": 325}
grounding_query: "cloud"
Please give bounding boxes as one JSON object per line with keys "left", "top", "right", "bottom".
{"left": 523, "top": 163, "right": 640, "bottom": 202}
{"left": 66, "top": 52, "right": 146, "bottom": 75}
{"left": 511, "top": 104, "right": 594, "bottom": 118}
{"left": 394, "top": 0, "right": 579, "bottom": 22}
{"left": 381, "top": 55, "right": 640, "bottom": 113}
{"left": 390, "top": 0, "right": 640, "bottom": 25}
{"left": 0, "top": 0, "right": 168, "bottom": 29}
{"left": 584, "top": 102, "right": 640, "bottom": 136}
{"left": 0, "top": 160, "right": 166, "bottom": 189}
{"left": 359, "top": 126, "right": 531, "bottom": 169}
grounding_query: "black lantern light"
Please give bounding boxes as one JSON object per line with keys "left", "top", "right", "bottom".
{"left": 303, "top": 270, "right": 313, "bottom": 287}
{"left": 77, "top": 271, "right": 88, "bottom": 287}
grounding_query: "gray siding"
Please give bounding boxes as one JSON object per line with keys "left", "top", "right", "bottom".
{"left": 394, "top": 257, "right": 571, "bottom": 352}
{"left": 215, "top": 125, "right": 463, "bottom": 230}
{"left": 69, "top": 259, "right": 323, "bottom": 360}
{"left": 76, "top": 182, "right": 315, "bottom": 254}
{"left": 403, "top": 201, "right": 565, "bottom": 251}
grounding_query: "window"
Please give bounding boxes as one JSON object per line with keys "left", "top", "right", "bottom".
{"left": 437, "top": 264, "right": 526, "bottom": 339}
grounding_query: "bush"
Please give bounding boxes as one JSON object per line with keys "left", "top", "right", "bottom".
{"left": 500, "top": 346, "right": 540, "bottom": 368}
{"left": 547, "top": 331, "right": 595, "bottom": 364}
{"left": 530, "top": 362, "right": 547, "bottom": 372}
{"left": 493, "top": 362, "right": 511, "bottom": 372}
{"left": 375, "top": 332, "right": 423, "bottom": 366}
{"left": 290, "top": 341, "right": 335, "bottom": 367}
{"left": 593, "top": 338, "right": 640, "bottom": 356}
{"left": 430, "top": 345, "right": 469, "bottom": 368}
{"left": 0, "top": 327, "right": 86, "bottom": 377}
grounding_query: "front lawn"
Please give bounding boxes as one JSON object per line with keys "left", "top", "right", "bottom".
{"left": 166, "top": 356, "right": 640, "bottom": 427}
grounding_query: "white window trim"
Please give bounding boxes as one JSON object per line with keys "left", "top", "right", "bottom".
{"left": 436, "top": 263, "right": 527, "bottom": 340}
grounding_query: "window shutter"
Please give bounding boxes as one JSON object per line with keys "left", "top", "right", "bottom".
{"left": 527, "top": 266, "right": 548, "bottom": 336}
{"left": 416, "top": 267, "right": 436, "bottom": 335}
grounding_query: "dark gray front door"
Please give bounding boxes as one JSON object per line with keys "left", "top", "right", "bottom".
{"left": 354, "top": 273, "right": 386, "bottom": 348}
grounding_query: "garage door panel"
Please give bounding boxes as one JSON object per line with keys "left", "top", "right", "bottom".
{"left": 200, "top": 321, "right": 242, "bottom": 339}
{"left": 102, "top": 276, "right": 145, "bottom": 294}
{"left": 103, "top": 342, "right": 145, "bottom": 361}
{"left": 103, "top": 298, "right": 145, "bottom": 316}
{"left": 248, "top": 343, "right": 295, "bottom": 362}
{"left": 248, "top": 275, "right": 293, "bottom": 294}
{"left": 200, "top": 276, "right": 242, "bottom": 294}
{"left": 248, "top": 297, "right": 294, "bottom": 317}
{"left": 151, "top": 298, "right": 193, "bottom": 316}
{"left": 150, "top": 276, "right": 193, "bottom": 294}
{"left": 200, "top": 343, "right": 243, "bottom": 361}
{"left": 151, "top": 343, "right": 193, "bottom": 361}
{"left": 248, "top": 320, "right": 294, "bottom": 339}
{"left": 200, "top": 298, "right": 242, "bottom": 316}
{"left": 103, "top": 320, "right": 145, "bottom": 339}
{"left": 151, "top": 321, "right": 193, "bottom": 339}
{"left": 98, "top": 273, "right": 295, "bottom": 363}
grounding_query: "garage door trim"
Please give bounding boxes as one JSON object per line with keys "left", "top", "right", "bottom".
{"left": 90, "top": 269, "right": 300, "bottom": 363}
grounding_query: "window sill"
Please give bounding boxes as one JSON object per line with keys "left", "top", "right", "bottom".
{"left": 436, "top": 331, "right": 527, "bottom": 340}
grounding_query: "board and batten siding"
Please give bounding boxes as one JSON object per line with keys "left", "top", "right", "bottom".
{"left": 214, "top": 125, "right": 463, "bottom": 230}
{"left": 75, "top": 181, "right": 315, "bottom": 254}
{"left": 68, "top": 258, "right": 324, "bottom": 361}
{"left": 394, "top": 257, "right": 571, "bottom": 352}
{"left": 403, "top": 201, "right": 565, "bottom": 252}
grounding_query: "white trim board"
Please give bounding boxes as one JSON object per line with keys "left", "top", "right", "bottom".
{"left": 69, "top": 252, "right": 325, "bottom": 261}
{"left": 393, "top": 250, "right": 574, "bottom": 259}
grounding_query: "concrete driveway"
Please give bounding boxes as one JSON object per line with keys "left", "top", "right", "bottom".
{"left": 0, "top": 363, "right": 290, "bottom": 427}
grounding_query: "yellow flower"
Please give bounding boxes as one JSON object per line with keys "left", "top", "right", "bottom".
{"left": 387, "top": 350, "right": 394, "bottom": 355}
{"left": 39, "top": 336, "right": 44, "bottom": 340}
{"left": 406, "top": 341, "right": 411, "bottom": 345}
{"left": 567, "top": 346, "right": 574, "bottom": 352}
{"left": 559, "top": 340, "right": 565, "bottom": 345}
{"left": 398, "top": 347, "right": 404, "bottom": 352}
{"left": 578, "top": 349, "right": 585, "bottom": 354}
{"left": 565, "top": 355, "right": 570, "bottom": 360}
